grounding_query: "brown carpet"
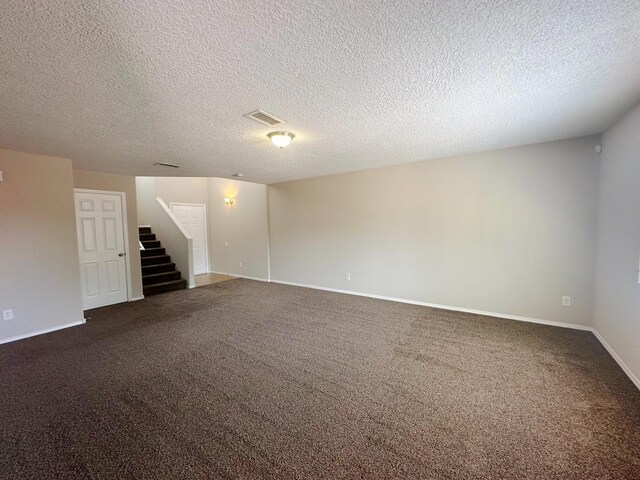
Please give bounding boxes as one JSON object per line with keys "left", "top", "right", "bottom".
{"left": 1, "top": 279, "right": 638, "bottom": 479}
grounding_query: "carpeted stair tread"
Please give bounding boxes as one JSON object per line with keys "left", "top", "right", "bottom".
{"left": 138, "top": 226, "right": 187, "bottom": 296}
{"left": 141, "top": 254, "right": 171, "bottom": 266}
{"left": 142, "top": 262, "right": 176, "bottom": 275}
{"left": 141, "top": 240, "right": 161, "bottom": 249}
{"left": 142, "top": 271, "right": 182, "bottom": 285}
{"left": 143, "top": 278, "right": 188, "bottom": 296}
{"left": 140, "top": 247, "right": 166, "bottom": 258}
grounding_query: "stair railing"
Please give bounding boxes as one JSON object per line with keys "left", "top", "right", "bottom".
{"left": 146, "top": 198, "right": 195, "bottom": 288}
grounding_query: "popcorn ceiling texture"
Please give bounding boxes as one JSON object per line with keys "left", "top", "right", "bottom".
{"left": 0, "top": 0, "right": 639, "bottom": 183}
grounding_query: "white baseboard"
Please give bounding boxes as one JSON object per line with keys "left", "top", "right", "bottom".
{"left": 270, "top": 279, "right": 592, "bottom": 331}
{"left": 270, "top": 278, "right": 639, "bottom": 391}
{"left": 1, "top": 282, "right": 637, "bottom": 392}
{"left": 0, "top": 318, "right": 86, "bottom": 346}
{"left": 591, "top": 329, "right": 640, "bottom": 391}
{"left": 129, "top": 296, "right": 145, "bottom": 302}
{"left": 210, "top": 271, "right": 269, "bottom": 283}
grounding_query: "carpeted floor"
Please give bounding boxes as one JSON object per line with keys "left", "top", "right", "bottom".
{"left": 1, "top": 279, "right": 639, "bottom": 479}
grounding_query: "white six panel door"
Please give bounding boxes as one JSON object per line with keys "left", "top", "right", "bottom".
{"left": 75, "top": 192, "right": 128, "bottom": 309}
{"left": 171, "top": 204, "right": 208, "bottom": 275}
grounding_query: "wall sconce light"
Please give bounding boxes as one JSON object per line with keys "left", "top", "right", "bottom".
{"left": 224, "top": 197, "right": 234, "bottom": 206}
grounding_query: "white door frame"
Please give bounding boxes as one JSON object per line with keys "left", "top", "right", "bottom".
{"left": 170, "top": 202, "right": 210, "bottom": 274}
{"left": 74, "top": 188, "right": 133, "bottom": 302}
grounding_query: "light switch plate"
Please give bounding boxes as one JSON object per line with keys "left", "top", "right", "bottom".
{"left": 3, "top": 309, "right": 13, "bottom": 321}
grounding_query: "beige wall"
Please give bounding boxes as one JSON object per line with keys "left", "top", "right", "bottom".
{"left": 136, "top": 177, "right": 210, "bottom": 226}
{"left": 135, "top": 176, "right": 156, "bottom": 227}
{"left": 73, "top": 169, "right": 143, "bottom": 299}
{"left": 0, "top": 149, "right": 84, "bottom": 343}
{"left": 155, "top": 177, "right": 209, "bottom": 206}
{"left": 208, "top": 178, "right": 270, "bottom": 280}
{"left": 593, "top": 101, "right": 640, "bottom": 385}
{"left": 269, "top": 137, "right": 600, "bottom": 326}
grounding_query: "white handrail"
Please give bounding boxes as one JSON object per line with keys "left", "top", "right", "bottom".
{"left": 146, "top": 197, "right": 195, "bottom": 288}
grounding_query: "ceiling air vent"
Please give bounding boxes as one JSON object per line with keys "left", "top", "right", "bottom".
{"left": 153, "top": 162, "right": 181, "bottom": 168}
{"left": 243, "top": 109, "right": 285, "bottom": 127}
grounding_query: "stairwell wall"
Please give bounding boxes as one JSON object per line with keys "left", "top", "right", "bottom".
{"left": 145, "top": 198, "right": 195, "bottom": 289}
{"left": 136, "top": 177, "right": 270, "bottom": 282}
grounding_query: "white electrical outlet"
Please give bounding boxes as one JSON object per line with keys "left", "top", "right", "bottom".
{"left": 561, "top": 296, "right": 572, "bottom": 307}
{"left": 345, "top": 273, "right": 351, "bottom": 281}
{"left": 239, "top": 261, "right": 243, "bottom": 268}
{"left": 3, "top": 309, "right": 14, "bottom": 321}
{"left": 224, "top": 241, "right": 229, "bottom": 247}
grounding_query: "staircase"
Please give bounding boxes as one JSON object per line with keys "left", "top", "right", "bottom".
{"left": 139, "top": 226, "right": 187, "bottom": 296}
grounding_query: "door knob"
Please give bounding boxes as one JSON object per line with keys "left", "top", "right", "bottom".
{"left": 118, "top": 253, "right": 125, "bottom": 257}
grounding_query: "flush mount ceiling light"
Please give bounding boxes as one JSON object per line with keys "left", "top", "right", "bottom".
{"left": 231, "top": 173, "right": 244, "bottom": 177}
{"left": 267, "top": 131, "right": 295, "bottom": 148}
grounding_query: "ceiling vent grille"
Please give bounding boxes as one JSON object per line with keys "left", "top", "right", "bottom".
{"left": 153, "top": 162, "right": 181, "bottom": 168}
{"left": 243, "top": 110, "right": 285, "bottom": 127}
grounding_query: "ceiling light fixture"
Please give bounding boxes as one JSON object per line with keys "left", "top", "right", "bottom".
{"left": 267, "top": 131, "right": 295, "bottom": 148}
{"left": 231, "top": 173, "right": 244, "bottom": 177}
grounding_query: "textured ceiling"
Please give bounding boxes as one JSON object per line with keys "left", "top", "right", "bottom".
{"left": 1, "top": 0, "right": 639, "bottom": 184}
